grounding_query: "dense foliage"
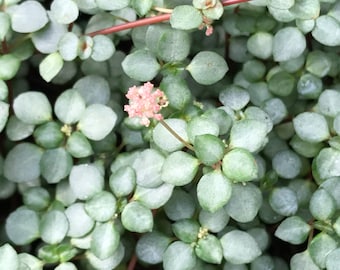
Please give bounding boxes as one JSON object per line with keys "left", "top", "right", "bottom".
{"left": 0, "top": 0, "right": 340, "bottom": 269}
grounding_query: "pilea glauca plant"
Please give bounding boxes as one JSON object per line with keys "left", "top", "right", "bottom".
{"left": 0, "top": 0, "right": 340, "bottom": 269}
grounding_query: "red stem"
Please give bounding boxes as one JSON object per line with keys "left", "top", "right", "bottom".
{"left": 87, "top": 0, "right": 249, "bottom": 36}
{"left": 127, "top": 253, "right": 138, "bottom": 270}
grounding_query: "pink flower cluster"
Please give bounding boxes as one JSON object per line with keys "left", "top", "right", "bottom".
{"left": 124, "top": 82, "right": 168, "bottom": 127}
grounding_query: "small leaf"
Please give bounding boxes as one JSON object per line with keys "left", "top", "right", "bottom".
{"left": 0, "top": 12, "right": 10, "bottom": 41}
{"left": 153, "top": 118, "right": 189, "bottom": 152}
{"left": 13, "top": 91, "right": 52, "bottom": 125}
{"left": 91, "top": 35, "right": 116, "bottom": 62}
{"left": 172, "top": 219, "right": 200, "bottom": 243}
{"left": 197, "top": 171, "right": 232, "bottom": 212}
{"left": 0, "top": 54, "right": 20, "bottom": 81}
{"left": 121, "top": 49, "right": 160, "bottom": 81}
{"left": 229, "top": 119, "right": 268, "bottom": 153}
{"left": 90, "top": 222, "right": 120, "bottom": 260}
{"left": 164, "top": 189, "right": 195, "bottom": 221}
{"left": 66, "top": 131, "right": 93, "bottom": 158}
{"left": 293, "top": 112, "right": 330, "bottom": 143}
{"left": 305, "top": 50, "right": 331, "bottom": 77}
{"left": 136, "top": 231, "right": 171, "bottom": 265}
{"left": 0, "top": 101, "right": 9, "bottom": 133}
{"left": 273, "top": 27, "right": 306, "bottom": 61}
{"left": 5, "top": 207, "right": 40, "bottom": 245}
{"left": 6, "top": 115, "right": 35, "bottom": 141}
{"left": 4, "top": 143, "right": 43, "bottom": 183}
{"left": 39, "top": 52, "right": 64, "bottom": 82}
{"left": 308, "top": 232, "right": 337, "bottom": 268}
{"left": 289, "top": 0, "right": 320, "bottom": 20}
{"left": 40, "top": 210, "right": 69, "bottom": 244}
{"left": 109, "top": 166, "right": 136, "bottom": 197}
{"left": 131, "top": 0, "right": 153, "bottom": 16}
{"left": 315, "top": 148, "right": 340, "bottom": 181}
{"left": 170, "top": 5, "right": 203, "bottom": 30}
{"left": 73, "top": 75, "right": 111, "bottom": 105}
{"left": 220, "top": 230, "right": 261, "bottom": 264}
{"left": 40, "top": 148, "right": 73, "bottom": 184}
{"left": 272, "top": 150, "right": 302, "bottom": 179}
{"left": 186, "top": 51, "right": 228, "bottom": 85}
{"left": 23, "top": 187, "right": 50, "bottom": 211}
{"left": 0, "top": 244, "right": 18, "bottom": 270}
{"left": 219, "top": 85, "right": 250, "bottom": 111}
{"left": 247, "top": 32, "right": 273, "bottom": 60}
{"left": 65, "top": 203, "right": 94, "bottom": 238}
{"left": 132, "top": 149, "right": 165, "bottom": 188}
{"left": 9, "top": 1, "right": 48, "bottom": 33}
{"left": 134, "top": 182, "right": 174, "bottom": 209}
{"left": 290, "top": 250, "right": 320, "bottom": 270}
{"left": 85, "top": 191, "right": 117, "bottom": 222}
{"left": 54, "top": 89, "right": 86, "bottom": 124}
{"left": 199, "top": 208, "right": 230, "bottom": 233}
{"left": 317, "top": 89, "right": 340, "bottom": 117}
{"left": 268, "top": 71, "right": 296, "bottom": 96}
{"left": 194, "top": 134, "right": 225, "bottom": 166}
{"left": 121, "top": 201, "right": 153, "bottom": 233}
{"left": 269, "top": 187, "right": 298, "bottom": 216}
{"left": 85, "top": 244, "right": 125, "bottom": 270}
{"left": 195, "top": 234, "right": 223, "bottom": 264}
{"left": 275, "top": 216, "right": 311, "bottom": 244}
{"left": 222, "top": 148, "right": 258, "bottom": 183}
{"left": 69, "top": 164, "right": 104, "bottom": 200}
{"left": 50, "top": 0, "right": 79, "bottom": 24}
{"left": 225, "top": 183, "right": 262, "bottom": 223}
{"left": 58, "top": 32, "right": 79, "bottom": 61}
{"left": 312, "top": 15, "right": 340, "bottom": 46}
{"left": 309, "top": 188, "right": 336, "bottom": 220}
{"left": 163, "top": 241, "right": 196, "bottom": 270}
{"left": 326, "top": 248, "right": 340, "bottom": 270}
{"left": 161, "top": 151, "right": 199, "bottom": 186}
{"left": 77, "top": 104, "right": 117, "bottom": 141}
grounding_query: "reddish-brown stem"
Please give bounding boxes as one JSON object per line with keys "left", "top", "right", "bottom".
{"left": 1, "top": 39, "right": 9, "bottom": 54}
{"left": 87, "top": 0, "right": 249, "bottom": 37}
{"left": 127, "top": 253, "right": 138, "bottom": 270}
{"left": 87, "top": 14, "right": 171, "bottom": 37}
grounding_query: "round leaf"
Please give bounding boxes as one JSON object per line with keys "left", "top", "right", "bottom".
{"left": 121, "top": 201, "right": 153, "bottom": 233}
{"left": 170, "top": 5, "right": 203, "bottom": 30}
{"left": 23, "top": 187, "right": 50, "bottom": 211}
{"left": 308, "top": 232, "right": 337, "bottom": 268}
{"left": 222, "top": 148, "right": 258, "bottom": 183}
{"left": 309, "top": 188, "right": 336, "bottom": 220}
{"left": 66, "top": 131, "right": 93, "bottom": 158}
{"left": 315, "top": 148, "right": 340, "bottom": 181}
{"left": 161, "top": 151, "right": 199, "bottom": 186}
{"left": 273, "top": 27, "right": 306, "bottom": 61}
{"left": 13, "top": 91, "right": 52, "bottom": 125}
{"left": 199, "top": 208, "right": 230, "bottom": 233}
{"left": 229, "top": 119, "right": 268, "bottom": 153}
{"left": 58, "top": 32, "right": 79, "bottom": 61}
{"left": 220, "top": 230, "right": 261, "bottom": 264}
{"left": 91, "top": 35, "right": 115, "bottom": 62}
{"left": 9, "top": 1, "right": 48, "bottom": 33}
{"left": 317, "top": 89, "right": 340, "bottom": 117}
{"left": 132, "top": 149, "right": 165, "bottom": 188}
{"left": 85, "top": 191, "right": 117, "bottom": 222}
{"left": 90, "top": 222, "right": 120, "bottom": 260}
{"left": 39, "top": 53, "right": 64, "bottom": 83}
{"left": 197, "top": 171, "right": 232, "bottom": 213}
{"left": 194, "top": 134, "right": 225, "bottom": 166}
{"left": 195, "top": 234, "right": 223, "bottom": 264}
{"left": 54, "top": 89, "right": 86, "bottom": 124}
{"left": 121, "top": 49, "right": 160, "bottom": 81}
{"left": 164, "top": 189, "right": 195, "bottom": 221}
{"left": 77, "top": 104, "right": 117, "bottom": 141}
{"left": 247, "top": 32, "right": 273, "bottom": 59}
{"left": 163, "top": 241, "right": 196, "bottom": 270}
{"left": 6, "top": 115, "right": 35, "bottom": 142}
{"left": 312, "top": 15, "right": 340, "bottom": 46}
{"left": 272, "top": 150, "right": 302, "bottom": 179}
{"left": 65, "top": 203, "right": 94, "bottom": 238}
{"left": 225, "top": 183, "right": 262, "bottom": 223}
{"left": 153, "top": 118, "right": 189, "bottom": 152}
{"left": 40, "top": 210, "right": 69, "bottom": 244}
{"left": 136, "top": 231, "right": 171, "bottom": 265}
{"left": 293, "top": 112, "right": 330, "bottom": 143}
{"left": 69, "top": 164, "right": 104, "bottom": 200}
{"left": 40, "top": 148, "right": 73, "bottom": 184}
{"left": 186, "top": 51, "right": 229, "bottom": 85}
{"left": 326, "top": 248, "right": 340, "bottom": 270}
{"left": 50, "top": 0, "right": 79, "bottom": 24}
{"left": 290, "top": 251, "right": 320, "bottom": 270}
{"left": 0, "top": 101, "right": 9, "bottom": 133}
{"left": 275, "top": 216, "right": 311, "bottom": 244}
{"left": 0, "top": 244, "right": 18, "bottom": 270}
{"left": 0, "top": 54, "right": 20, "bottom": 81}
{"left": 172, "top": 219, "right": 200, "bottom": 243}
{"left": 269, "top": 187, "right": 298, "bottom": 216}
{"left": 219, "top": 85, "right": 250, "bottom": 111}
{"left": 109, "top": 166, "right": 136, "bottom": 198}
{"left": 5, "top": 207, "right": 40, "bottom": 245}
{"left": 4, "top": 143, "right": 43, "bottom": 183}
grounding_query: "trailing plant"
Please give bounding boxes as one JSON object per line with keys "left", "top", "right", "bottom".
{"left": 0, "top": 0, "right": 340, "bottom": 269}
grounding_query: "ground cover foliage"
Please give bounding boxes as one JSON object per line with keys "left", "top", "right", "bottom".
{"left": 0, "top": 0, "right": 340, "bottom": 269}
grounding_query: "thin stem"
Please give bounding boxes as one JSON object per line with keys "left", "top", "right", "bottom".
{"left": 159, "top": 119, "right": 194, "bottom": 151}
{"left": 87, "top": 0, "right": 249, "bottom": 36}
{"left": 87, "top": 14, "right": 171, "bottom": 37}
{"left": 127, "top": 253, "right": 138, "bottom": 270}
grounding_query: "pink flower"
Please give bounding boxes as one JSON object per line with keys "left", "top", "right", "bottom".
{"left": 124, "top": 82, "right": 168, "bottom": 127}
